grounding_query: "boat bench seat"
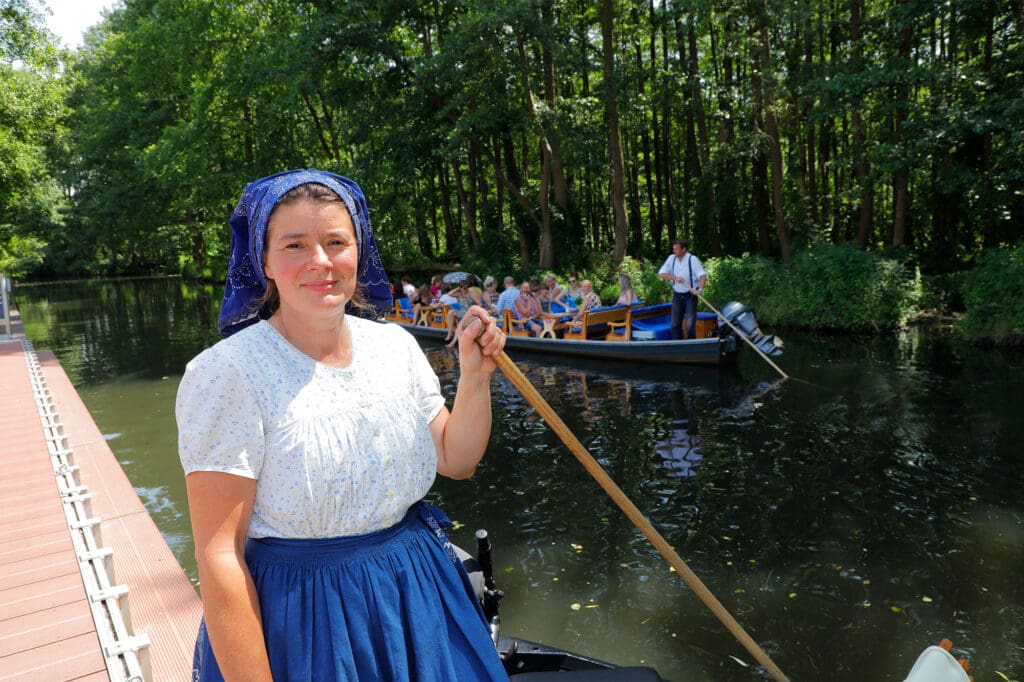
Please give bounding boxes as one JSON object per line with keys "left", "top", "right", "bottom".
{"left": 613, "top": 308, "right": 719, "bottom": 341}
{"left": 606, "top": 303, "right": 671, "bottom": 342}
{"left": 562, "top": 304, "right": 637, "bottom": 341}
{"left": 385, "top": 297, "right": 415, "bottom": 323}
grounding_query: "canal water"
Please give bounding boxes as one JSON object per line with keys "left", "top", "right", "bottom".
{"left": 13, "top": 277, "right": 1023, "bottom": 681}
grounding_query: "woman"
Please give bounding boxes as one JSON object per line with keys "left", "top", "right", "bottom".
{"left": 512, "top": 281, "right": 543, "bottom": 335}
{"left": 482, "top": 275, "right": 499, "bottom": 310}
{"left": 444, "top": 275, "right": 485, "bottom": 344}
{"left": 616, "top": 274, "right": 640, "bottom": 305}
{"left": 429, "top": 274, "right": 443, "bottom": 298}
{"left": 571, "top": 279, "right": 603, "bottom": 326}
{"left": 540, "top": 274, "right": 563, "bottom": 309}
{"left": 412, "top": 283, "right": 436, "bottom": 325}
{"left": 564, "top": 272, "right": 583, "bottom": 305}
{"left": 177, "top": 169, "right": 507, "bottom": 682}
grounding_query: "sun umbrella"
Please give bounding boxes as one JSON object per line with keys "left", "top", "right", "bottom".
{"left": 442, "top": 271, "right": 475, "bottom": 285}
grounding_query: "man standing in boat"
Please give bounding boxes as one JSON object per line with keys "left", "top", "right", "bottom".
{"left": 658, "top": 239, "right": 707, "bottom": 340}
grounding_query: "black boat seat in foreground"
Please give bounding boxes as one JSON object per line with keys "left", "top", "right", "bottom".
{"left": 511, "top": 667, "right": 666, "bottom": 680}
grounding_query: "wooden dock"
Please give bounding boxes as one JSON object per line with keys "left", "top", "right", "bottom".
{"left": 0, "top": 310, "right": 202, "bottom": 681}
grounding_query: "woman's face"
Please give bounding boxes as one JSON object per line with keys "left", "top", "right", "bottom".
{"left": 519, "top": 284, "right": 531, "bottom": 296}
{"left": 263, "top": 198, "right": 358, "bottom": 320}
{"left": 582, "top": 281, "right": 593, "bottom": 293}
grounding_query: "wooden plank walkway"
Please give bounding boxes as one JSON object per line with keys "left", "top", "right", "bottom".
{"left": 0, "top": 314, "right": 202, "bottom": 681}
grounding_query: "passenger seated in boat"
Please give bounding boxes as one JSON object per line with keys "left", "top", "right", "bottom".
{"left": 481, "top": 275, "right": 499, "bottom": 310}
{"left": 616, "top": 274, "right": 640, "bottom": 305}
{"left": 540, "top": 273, "right": 564, "bottom": 310}
{"left": 513, "top": 281, "right": 543, "bottom": 336}
{"left": 445, "top": 276, "right": 486, "bottom": 344}
{"left": 494, "top": 276, "right": 519, "bottom": 316}
{"left": 570, "top": 279, "right": 603, "bottom": 326}
{"left": 411, "top": 285, "right": 436, "bottom": 325}
{"left": 563, "top": 272, "right": 583, "bottom": 306}
{"left": 429, "top": 274, "right": 443, "bottom": 298}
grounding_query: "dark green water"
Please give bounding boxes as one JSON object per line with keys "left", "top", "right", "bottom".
{"left": 13, "top": 278, "right": 1023, "bottom": 681}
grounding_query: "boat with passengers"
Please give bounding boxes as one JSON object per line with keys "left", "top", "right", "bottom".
{"left": 383, "top": 297, "right": 783, "bottom": 366}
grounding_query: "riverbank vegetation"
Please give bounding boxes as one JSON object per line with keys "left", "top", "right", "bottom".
{"left": 1, "top": 0, "right": 1021, "bottom": 342}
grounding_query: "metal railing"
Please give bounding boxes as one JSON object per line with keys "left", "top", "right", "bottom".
{"left": 22, "top": 340, "right": 151, "bottom": 681}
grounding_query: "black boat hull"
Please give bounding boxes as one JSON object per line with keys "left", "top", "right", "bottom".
{"left": 388, "top": 320, "right": 739, "bottom": 366}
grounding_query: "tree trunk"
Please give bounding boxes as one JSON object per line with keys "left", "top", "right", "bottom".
{"left": 601, "top": 0, "right": 629, "bottom": 263}
{"left": 891, "top": 0, "right": 912, "bottom": 248}
{"left": 451, "top": 156, "right": 480, "bottom": 249}
{"left": 517, "top": 38, "right": 555, "bottom": 267}
{"left": 437, "top": 160, "right": 459, "bottom": 253}
{"left": 542, "top": 0, "right": 570, "bottom": 214}
{"left": 851, "top": 0, "right": 874, "bottom": 249}
{"left": 189, "top": 211, "right": 206, "bottom": 275}
{"left": 752, "top": 10, "right": 793, "bottom": 261}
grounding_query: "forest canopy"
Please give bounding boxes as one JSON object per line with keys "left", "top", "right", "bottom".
{"left": 1, "top": 0, "right": 1022, "bottom": 281}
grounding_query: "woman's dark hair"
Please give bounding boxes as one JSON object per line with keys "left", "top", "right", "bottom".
{"left": 259, "top": 182, "right": 373, "bottom": 316}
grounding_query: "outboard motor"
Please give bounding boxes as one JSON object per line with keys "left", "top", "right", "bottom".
{"left": 719, "top": 301, "right": 783, "bottom": 356}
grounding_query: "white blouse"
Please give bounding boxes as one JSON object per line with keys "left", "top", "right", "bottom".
{"left": 176, "top": 317, "right": 446, "bottom": 538}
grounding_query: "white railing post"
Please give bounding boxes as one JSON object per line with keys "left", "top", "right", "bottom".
{"left": 1, "top": 274, "right": 11, "bottom": 339}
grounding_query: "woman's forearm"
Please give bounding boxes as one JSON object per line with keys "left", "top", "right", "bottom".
{"left": 198, "top": 552, "right": 273, "bottom": 681}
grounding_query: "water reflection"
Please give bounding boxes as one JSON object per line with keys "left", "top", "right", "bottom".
{"left": 12, "top": 279, "right": 1024, "bottom": 681}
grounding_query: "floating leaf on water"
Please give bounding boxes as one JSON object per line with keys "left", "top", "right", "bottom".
{"left": 722, "top": 536, "right": 732, "bottom": 541}
{"left": 505, "top": 567, "right": 514, "bottom": 573}
{"left": 734, "top": 588, "right": 745, "bottom": 594}
{"left": 890, "top": 606, "right": 902, "bottom": 613}
{"left": 834, "top": 565, "right": 843, "bottom": 571}
{"left": 748, "top": 559, "right": 757, "bottom": 564}
{"left": 669, "top": 566, "right": 676, "bottom": 572}
{"left": 863, "top": 579, "right": 871, "bottom": 585}
{"left": 994, "top": 671, "right": 1010, "bottom": 681}
{"left": 921, "top": 596, "right": 933, "bottom": 603}
{"left": 552, "top": 577, "right": 559, "bottom": 582}
{"left": 585, "top": 604, "right": 599, "bottom": 609}
{"left": 570, "top": 543, "right": 583, "bottom": 553}
{"left": 863, "top": 602, "right": 871, "bottom": 608}
{"left": 789, "top": 593, "right": 797, "bottom": 599}
{"left": 451, "top": 521, "right": 464, "bottom": 530}
{"left": 570, "top": 603, "right": 582, "bottom": 611}
{"left": 726, "top": 561, "right": 733, "bottom": 566}
{"left": 619, "top": 563, "right": 629, "bottom": 568}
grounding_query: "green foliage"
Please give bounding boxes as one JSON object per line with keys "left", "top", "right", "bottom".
{"left": 707, "top": 243, "right": 921, "bottom": 332}
{"left": 0, "top": 0, "right": 1019, "bottom": 346}
{"left": 0, "top": 232, "right": 45, "bottom": 276}
{"left": 618, "top": 255, "right": 669, "bottom": 305}
{"left": 959, "top": 242, "right": 1024, "bottom": 342}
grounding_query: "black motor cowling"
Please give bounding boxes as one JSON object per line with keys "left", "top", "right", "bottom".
{"left": 719, "top": 301, "right": 783, "bottom": 356}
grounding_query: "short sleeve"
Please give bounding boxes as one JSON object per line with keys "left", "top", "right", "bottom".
{"left": 176, "top": 349, "right": 265, "bottom": 479}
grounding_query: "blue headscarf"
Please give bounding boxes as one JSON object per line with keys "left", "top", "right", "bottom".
{"left": 218, "top": 169, "right": 393, "bottom": 336}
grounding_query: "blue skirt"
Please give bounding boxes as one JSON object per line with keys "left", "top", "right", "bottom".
{"left": 192, "top": 502, "right": 508, "bottom": 681}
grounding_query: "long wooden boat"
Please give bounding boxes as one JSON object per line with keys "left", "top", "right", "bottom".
{"left": 384, "top": 299, "right": 784, "bottom": 366}
{"left": 394, "top": 319, "right": 737, "bottom": 365}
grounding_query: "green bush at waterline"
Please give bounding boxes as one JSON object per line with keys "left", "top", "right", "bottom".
{"left": 704, "top": 244, "right": 922, "bottom": 332}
